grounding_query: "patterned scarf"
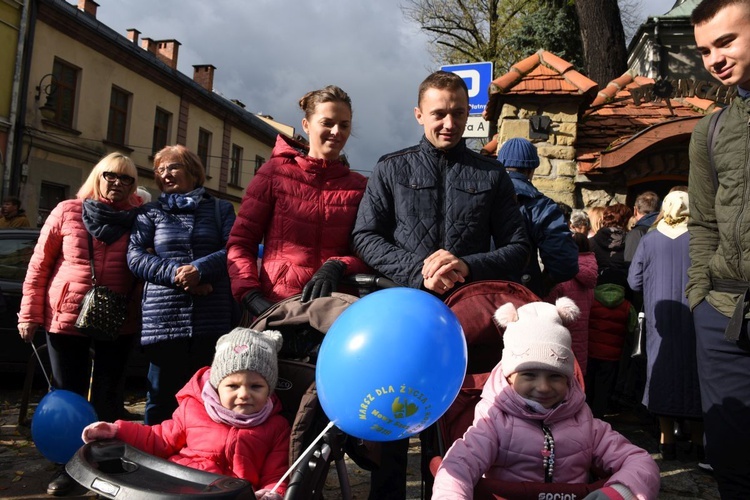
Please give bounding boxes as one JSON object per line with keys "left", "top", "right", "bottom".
{"left": 202, "top": 379, "right": 274, "bottom": 428}
{"left": 81, "top": 199, "right": 138, "bottom": 245}
{"left": 160, "top": 186, "right": 205, "bottom": 211}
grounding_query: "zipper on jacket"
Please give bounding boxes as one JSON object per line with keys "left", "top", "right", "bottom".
{"left": 736, "top": 115, "right": 750, "bottom": 280}
{"left": 438, "top": 153, "right": 447, "bottom": 249}
{"left": 316, "top": 173, "right": 324, "bottom": 266}
{"left": 541, "top": 423, "right": 555, "bottom": 483}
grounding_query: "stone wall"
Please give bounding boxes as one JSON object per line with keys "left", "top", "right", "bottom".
{"left": 495, "top": 102, "right": 580, "bottom": 207}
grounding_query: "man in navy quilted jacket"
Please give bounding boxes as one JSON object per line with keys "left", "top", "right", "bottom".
{"left": 352, "top": 70, "right": 529, "bottom": 500}
{"left": 353, "top": 70, "right": 529, "bottom": 297}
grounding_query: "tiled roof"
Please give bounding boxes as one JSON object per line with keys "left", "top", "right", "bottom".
{"left": 576, "top": 73, "right": 714, "bottom": 173}
{"left": 485, "top": 50, "right": 599, "bottom": 122}
{"left": 484, "top": 51, "right": 718, "bottom": 174}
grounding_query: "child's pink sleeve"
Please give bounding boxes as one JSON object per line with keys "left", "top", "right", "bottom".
{"left": 590, "top": 418, "right": 660, "bottom": 499}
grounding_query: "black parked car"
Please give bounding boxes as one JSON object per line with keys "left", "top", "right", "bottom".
{"left": 0, "top": 228, "right": 43, "bottom": 372}
{"left": 0, "top": 228, "right": 147, "bottom": 378}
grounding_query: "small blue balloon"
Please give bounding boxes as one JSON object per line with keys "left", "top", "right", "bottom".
{"left": 257, "top": 243, "right": 264, "bottom": 259}
{"left": 316, "top": 288, "right": 467, "bottom": 441}
{"left": 32, "top": 389, "right": 98, "bottom": 464}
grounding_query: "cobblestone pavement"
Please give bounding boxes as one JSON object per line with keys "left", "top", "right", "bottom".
{"left": 1, "top": 379, "right": 719, "bottom": 499}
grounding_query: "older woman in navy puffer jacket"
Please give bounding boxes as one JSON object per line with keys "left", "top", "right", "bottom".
{"left": 129, "top": 145, "right": 236, "bottom": 425}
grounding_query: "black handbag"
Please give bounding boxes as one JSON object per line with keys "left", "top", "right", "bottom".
{"left": 631, "top": 310, "right": 646, "bottom": 358}
{"left": 74, "top": 233, "right": 128, "bottom": 341}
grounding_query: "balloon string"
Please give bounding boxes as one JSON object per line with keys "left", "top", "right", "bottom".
{"left": 270, "top": 420, "right": 336, "bottom": 494}
{"left": 31, "top": 343, "right": 52, "bottom": 390}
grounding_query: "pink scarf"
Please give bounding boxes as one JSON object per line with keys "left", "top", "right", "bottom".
{"left": 202, "top": 381, "right": 274, "bottom": 428}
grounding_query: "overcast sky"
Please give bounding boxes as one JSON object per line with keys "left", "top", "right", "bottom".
{"left": 94, "top": 0, "right": 682, "bottom": 176}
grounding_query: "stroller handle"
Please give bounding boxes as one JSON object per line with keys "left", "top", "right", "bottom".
{"left": 342, "top": 273, "right": 399, "bottom": 291}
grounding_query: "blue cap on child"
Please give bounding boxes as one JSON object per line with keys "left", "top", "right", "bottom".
{"left": 494, "top": 298, "right": 579, "bottom": 378}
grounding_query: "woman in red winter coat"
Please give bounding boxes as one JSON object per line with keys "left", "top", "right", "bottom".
{"left": 82, "top": 328, "right": 290, "bottom": 500}
{"left": 17, "top": 152, "right": 143, "bottom": 495}
{"left": 227, "top": 85, "right": 369, "bottom": 318}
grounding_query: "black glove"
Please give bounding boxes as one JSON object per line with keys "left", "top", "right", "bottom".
{"left": 242, "top": 289, "right": 274, "bottom": 317}
{"left": 301, "top": 260, "right": 347, "bottom": 302}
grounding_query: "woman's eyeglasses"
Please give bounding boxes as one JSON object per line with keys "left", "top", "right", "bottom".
{"left": 102, "top": 172, "right": 135, "bottom": 186}
{"left": 155, "top": 163, "right": 184, "bottom": 176}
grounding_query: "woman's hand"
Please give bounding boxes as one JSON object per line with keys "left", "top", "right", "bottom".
{"left": 18, "top": 322, "right": 40, "bottom": 343}
{"left": 254, "top": 489, "right": 282, "bottom": 500}
{"left": 81, "top": 421, "right": 118, "bottom": 443}
{"left": 174, "top": 265, "right": 201, "bottom": 289}
{"left": 301, "top": 259, "right": 347, "bottom": 302}
{"left": 242, "top": 290, "right": 274, "bottom": 317}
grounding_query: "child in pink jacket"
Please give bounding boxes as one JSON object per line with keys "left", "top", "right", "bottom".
{"left": 433, "top": 298, "right": 660, "bottom": 500}
{"left": 82, "top": 328, "right": 290, "bottom": 500}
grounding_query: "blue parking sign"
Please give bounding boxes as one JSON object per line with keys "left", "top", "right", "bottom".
{"left": 441, "top": 62, "right": 493, "bottom": 115}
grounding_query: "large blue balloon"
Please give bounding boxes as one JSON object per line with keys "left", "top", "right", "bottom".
{"left": 31, "top": 389, "right": 98, "bottom": 464}
{"left": 316, "top": 288, "right": 466, "bottom": 441}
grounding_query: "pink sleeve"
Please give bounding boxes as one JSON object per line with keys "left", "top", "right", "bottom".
{"left": 18, "top": 204, "right": 65, "bottom": 323}
{"left": 591, "top": 419, "right": 660, "bottom": 499}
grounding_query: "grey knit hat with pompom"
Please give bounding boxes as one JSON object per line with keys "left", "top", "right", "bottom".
{"left": 209, "top": 328, "right": 283, "bottom": 391}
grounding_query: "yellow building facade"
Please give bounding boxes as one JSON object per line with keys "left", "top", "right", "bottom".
{"left": 0, "top": 0, "right": 25, "bottom": 195}
{"left": 13, "top": 0, "right": 287, "bottom": 225}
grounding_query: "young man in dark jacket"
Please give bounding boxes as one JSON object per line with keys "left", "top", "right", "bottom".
{"left": 352, "top": 70, "right": 529, "bottom": 500}
{"left": 688, "top": 0, "right": 750, "bottom": 496}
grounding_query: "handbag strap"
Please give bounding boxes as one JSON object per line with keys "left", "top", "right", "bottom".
{"left": 86, "top": 232, "right": 139, "bottom": 303}
{"left": 87, "top": 232, "right": 97, "bottom": 286}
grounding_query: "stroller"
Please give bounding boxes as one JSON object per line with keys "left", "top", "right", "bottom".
{"left": 425, "top": 280, "right": 606, "bottom": 500}
{"left": 66, "top": 291, "right": 364, "bottom": 499}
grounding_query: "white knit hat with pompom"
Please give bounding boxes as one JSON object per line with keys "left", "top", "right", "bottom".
{"left": 494, "top": 298, "right": 579, "bottom": 378}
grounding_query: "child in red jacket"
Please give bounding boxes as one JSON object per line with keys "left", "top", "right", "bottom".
{"left": 585, "top": 283, "right": 637, "bottom": 418}
{"left": 82, "top": 328, "right": 290, "bottom": 500}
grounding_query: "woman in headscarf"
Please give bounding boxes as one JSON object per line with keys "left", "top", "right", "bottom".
{"left": 18, "top": 152, "right": 143, "bottom": 495}
{"left": 628, "top": 191, "right": 703, "bottom": 461}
